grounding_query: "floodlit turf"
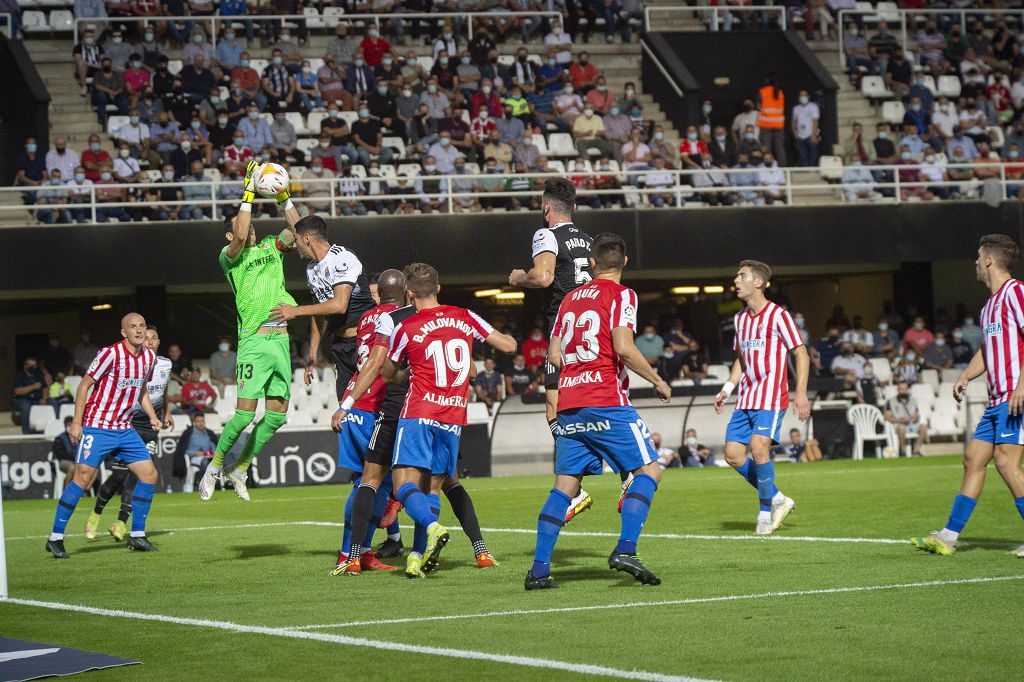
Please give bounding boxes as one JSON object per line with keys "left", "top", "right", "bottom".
{"left": 3, "top": 455, "right": 1024, "bottom": 680}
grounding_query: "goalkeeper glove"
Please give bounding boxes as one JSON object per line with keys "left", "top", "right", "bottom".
{"left": 240, "top": 159, "right": 259, "bottom": 205}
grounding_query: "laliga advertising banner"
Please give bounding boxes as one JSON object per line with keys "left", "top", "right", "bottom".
{"left": 0, "top": 428, "right": 352, "bottom": 500}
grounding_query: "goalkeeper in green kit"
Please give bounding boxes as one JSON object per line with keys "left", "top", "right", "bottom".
{"left": 198, "top": 160, "right": 299, "bottom": 502}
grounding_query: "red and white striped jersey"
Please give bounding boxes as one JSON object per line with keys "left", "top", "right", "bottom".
{"left": 83, "top": 341, "right": 156, "bottom": 430}
{"left": 980, "top": 278, "right": 1024, "bottom": 406}
{"left": 553, "top": 278, "right": 638, "bottom": 412}
{"left": 733, "top": 301, "right": 802, "bottom": 411}
{"left": 343, "top": 302, "right": 399, "bottom": 414}
{"left": 388, "top": 305, "right": 494, "bottom": 425}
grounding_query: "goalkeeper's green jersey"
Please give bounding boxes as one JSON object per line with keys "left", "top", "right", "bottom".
{"left": 218, "top": 234, "right": 297, "bottom": 340}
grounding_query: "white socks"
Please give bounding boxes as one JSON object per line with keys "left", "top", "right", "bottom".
{"left": 938, "top": 528, "right": 959, "bottom": 542}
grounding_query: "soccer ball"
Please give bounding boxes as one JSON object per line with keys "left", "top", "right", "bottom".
{"left": 254, "top": 162, "right": 290, "bottom": 198}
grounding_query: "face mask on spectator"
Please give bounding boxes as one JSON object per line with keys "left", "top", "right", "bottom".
{"left": 131, "top": 60, "right": 142, "bottom": 69}
{"left": 368, "top": 29, "right": 379, "bottom": 38}
{"left": 408, "top": 57, "right": 417, "bottom": 65}
{"left": 925, "top": 154, "right": 935, "bottom": 163}
{"left": 181, "top": 141, "right": 192, "bottom": 151}
{"left": 328, "top": 109, "right": 339, "bottom": 118}
{"left": 424, "top": 163, "right": 437, "bottom": 172}
{"left": 901, "top": 151, "right": 911, "bottom": 160}
{"left": 112, "top": 35, "right": 123, "bottom": 44}
{"left": 702, "top": 104, "right": 712, "bottom": 114}
{"left": 240, "top": 59, "right": 250, "bottom": 68}
{"left": 402, "top": 89, "right": 412, "bottom": 98}
{"left": 914, "top": 321, "right": 924, "bottom": 330}
{"left": 192, "top": 120, "right": 202, "bottom": 129}
{"left": 878, "top": 131, "right": 888, "bottom": 139}
{"left": 248, "top": 111, "right": 259, "bottom": 120}
{"left": 145, "top": 32, "right": 154, "bottom": 42}
{"left": 354, "top": 58, "right": 365, "bottom": 67}
{"left": 461, "top": 56, "right": 471, "bottom": 65}
{"left": 428, "top": 84, "right": 438, "bottom": 94}
{"left": 319, "top": 140, "right": 330, "bottom": 148}
{"left": 799, "top": 95, "right": 809, "bottom": 105}
{"left": 218, "top": 342, "right": 230, "bottom": 352}
{"left": 953, "top": 331, "right": 963, "bottom": 340}
{"left": 234, "top": 137, "right": 245, "bottom": 146}
{"left": 850, "top": 28, "right": 859, "bottom": 37}
{"left": 443, "top": 32, "right": 453, "bottom": 40}
{"left": 631, "top": 108, "right": 641, "bottom": 117}
{"left": 90, "top": 142, "right": 100, "bottom": 152}
{"left": 259, "top": 153, "right": 269, "bottom": 161}
{"left": 359, "top": 108, "right": 369, "bottom": 118}
{"left": 311, "top": 165, "right": 322, "bottom": 174}
{"left": 193, "top": 34, "right": 203, "bottom": 43}
{"left": 192, "top": 170, "right": 203, "bottom": 179}
{"left": 715, "top": 133, "right": 725, "bottom": 142}
{"left": 480, "top": 110, "right": 489, "bottom": 119}
{"left": 273, "top": 56, "right": 283, "bottom": 65}
{"left": 100, "top": 171, "right": 112, "bottom": 181}
{"left": 75, "top": 172, "right": 85, "bottom": 182}
{"left": 663, "top": 351, "right": 674, "bottom": 359}
{"left": 964, "top": 317, "right": 974, "bottom": 326}
{"left": 163, "top": 171, "right": 174, "bottom": 181}
{"left": 935, "top": 338, "right": 946, "bottom": 346}
{"left": 51, "top": 177, "right": 62, "bottom": 185}
{"left": 440, "top": 137, "right": 450, "bottom": 146}
{"left": 879, "top": 322, "right": 889, "bottom": 331}
{"left": 905, "top": 353, "right": 917, "bottom": 362}
{"left": 377, "top": 85, "right": 388, "bottom": 95}
{"left": 119, "top": 148, "right": 130, "bottom": 158}
{"left": 482, "top": 85, "right": 491, "bottom": 95}
{"left": 26, "top": 143, "right": 37, "bottom": 153}
{"left": 225, "top": 32, "right": 235, "bottom": 41}
{"left": 744, "top": 132, "right": 755, "bottom": 141}
{"left": 794, "top": 316, "right": 805, "bottom": 328}
{"left": 1012, "top": 150, "right": 1021, "bottom": 159}
{"left": 687, "top": 132, "right": 698, "bottom": 141}
{"left": 84, "top": 36, "right": 95, "bottom": 45}
{"left": 584, "top": 108, "right": 594, "bottom": 117}
{"left": 911, "top": 103, "right": 921, "bottom": 112}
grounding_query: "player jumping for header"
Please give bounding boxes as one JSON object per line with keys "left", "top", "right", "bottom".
{"left": 383, "top": 263, "right": 517, "bottom": 578}
{"left": 525, "top": 233, "right": 671, "bottom": 590}
{"left": 714, "top": 260, "right": 810, "bottom": 536}
{"left": 198, "top": 160, "right": 298, "bottom": 501}
{"left": 46, "top": 313, "right": 162, "bottom": 558}
{"left": 913, "top": 234, "right": 1024, "bottom": 557}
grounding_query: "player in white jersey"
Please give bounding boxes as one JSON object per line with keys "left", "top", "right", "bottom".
{"left": 714, "top": 260, "right": 810, "bottom": 535}
{"left": 83, "top": 325, "right": 173, "bottom": 542}
{"left": 913, "top": 234, "right": 1024, "bottom": 557}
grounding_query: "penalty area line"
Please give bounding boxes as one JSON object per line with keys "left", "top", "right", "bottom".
{"left": 0, "top": 597, "right": 714, "bottom": 682}
{"left": 290, "top": 574, "right": 1024, "bottom": 631}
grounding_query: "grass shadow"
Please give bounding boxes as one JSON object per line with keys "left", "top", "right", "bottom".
{"left": 232, "top": 543, "right": 291, "bottom": 559}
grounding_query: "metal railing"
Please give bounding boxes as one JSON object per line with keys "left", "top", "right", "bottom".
{"left": 836, "top": 8, "right": 1024, "bottom": 73}
{"left": 73, "top": 10, "right": 561, "bottom": 46}
{"left": 5, "top": 161, "right": 1018, "bottom": 224}
{"left": 644, "top": 4, "right": 787, "bottom": 33}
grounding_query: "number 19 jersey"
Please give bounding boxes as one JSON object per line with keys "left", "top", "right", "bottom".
{"left": 388, "top": 305, "right": 494, "bottom": 425}
{"left": 553, "top": 278, "right": 639, "bottom": 412}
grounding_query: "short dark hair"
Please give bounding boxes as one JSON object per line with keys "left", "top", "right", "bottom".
{"left": 295, "top": 214, "right": 329, "bottom": 241}
{"left": 542, "top": 178, "right": 576, "bottom": 215}
{"left": 404, "top": 263, "right": 439, "bottom": 298}
{"left": 739, "top": 259, "right": 772, "bottom": 287}
{"left": 64, "top": 416, "right": 74, "bottom": 426}
{"left": 222, "top": 212, "right": 236, "bottom": 232}
{"left": 979, "top": 233, "right": 1020, "bottom": 271}
{"left": 147, "top": 324, "right": 158, "bottom": 332}
{"left": 591, "top": 232, "right": 626, "bottom": 271}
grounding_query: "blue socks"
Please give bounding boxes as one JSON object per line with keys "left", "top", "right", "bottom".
{"left": 735, "top": 457, "right": 759, "bottom": 488}
{"left": 1014, "top": 496, "right": 1024, "bottom": 522}
{"left": 531, "top": 488, "right": 572, "bottom": 577}
{"left": 130, "top": 482, "right": 155, "bottom": 535}
{"left": 945, "top": 494, "right": 978, "bottom": 533}
{"left": 51, "top": 481, "right": 85, "bottom": 537}
{"left": 616, "top": 473, "right": 658, "bottom": 555}
{"left": 754, "top": 462, "right": 776, "bottom": 512}
{"left": 398, "top": 482, "right": 438, "bottom": 556}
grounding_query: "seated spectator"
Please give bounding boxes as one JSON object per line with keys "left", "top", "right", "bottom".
{"left": 231, "top": 53, "right": 266, "bottom": 111}
{"left": 47, "top": 370, "right": 74, "bottom": 416}
{"left": 842, "top": 159, "right": 882, "bottom": 202}
{"left": 949, "top": 327, "right": 973, "bottom": 368}
{"left": 831, "top": 341, "right": 866, "bottom": 378}
{"left": 707, "top": 126, "right": 737, "bottom": 168}
{"left": 447, "top": 156, "right": 479, "bottom": 213}
{"left": 177, "top": 412, "right": 219, "bottom": 483}
{"left": 180, "top": 160, "right": 212, "bottom": 220}
{"left": 52, "top": 416, "right": 78, "bottom": 486}
{"left": 299, "top": 158, "right": 336, "bottom": 215}
{"left": 678, "top": 430, "right": 714, "bottom": 468}
{"left": 687, "top": 153, "right": 733, "bottom": 206}
{"left": 420, "top": 78, "right": 450, "bottom": 123}
{"left": 544, "top": 21, "right": 573, "bottom": 66}
{"left": 892, "top": 349, "right": 922, "bottom": 385}
{"left": 123, "top": 54, "right": 150, "bottom": 108}
{"left": 181, "top": 55, "right": 216, "bottom": 106}
{"left": 843, "top": 22, "right": 875, "bottom": 81}
{"left": 959, "top": 100, "right": 991, "bottom": 145}
{"left": 81, "top": 134, "right": 111, "bottom": 183}
{"left": 197, "top": 87, "right": 226, "bottom": 128}
{"left": 215, "top": 26, "right": 245, "bottom": 72}
{"left": 884, "top": 49, "right": 912, "bottom": 98}
{"left": 841, "top": 316, "right": 874, "bottom": 356}
{"left": 528, "top": 83, "right": 564, "bottom": 134}
{"left": 678, "top": 126, "right": 708, "bottom": 170}
{"left": 346, "top": 50, "right": 376, "bottom": 103}
{"left": 919, "top": 151, "right": 951, "bottom": 199}
{"left": 645, "top": 156, "right": 675, "bottom": 207}
{"left": 635, "top": 325, "right": 663, "bottom": 364}
{"left": 585, "top": 76, "right": 615, "bottom": 115}
{"left": 73, "top": 29, "right": 105, "bottom": 96}
{"left": 884, "top": 381, "right": 925, "bottom": 457}
{"left": 553, "top": 84, "right": 584, "bottom": 128}
{"left": 295, "top": 59, "right": 322, "bottom": 113}
{"left": 473, "top": 357, "right": 504, "bottom": 411}
{"left": 902, "top": 96, "right": 931, "bottom": 136}
{"left": 504, "top": 85, "right": 532, "bottom": 127}
{"left": 858, "top": 364, "right": 881, "bottom": 405}
{"left": 113, "top": 141, "right": 143, "bottom": 184}
{"left": 505, "top": 354, "right": 538, "bottom": 396}
{"left": 65, "top": 166, "right": 93, "bottom": 223}
{"left": 94, "top": 163, "right": 132, "bottom": 223}
{"left": 317, "top": 54, "right": 351, "bottom": 112}
{"left": 375, "top": 51, "right": 402, "bottom": 93}
{"left": 180, "top": 366, "right": 217, "bottom": 413}
{"left": 757, "top": 152, "right": 786, "bottom": 204}
{"left": 513, "top": 130, "right": 540, "bottom": 172}
{"left": 13, "top": 357, "right": 47, "bottom": 434}
{"left": 263, "top": 50, "right": 297, "bottom": 110}
{"left": 773, "top": 428, "right": 822, "bottom": 462}
{"left": 456, "top": 50, "right": 482, "bottom": 103}
{"left": 923, "top": 332, "right": 953, "bottom": 371}
{"left": 206, "top": 336, "right": 237, "bottom": 396}
{"left": 15, "top": 138, "right": 47, "bottom": 201}
{"left": 569, "top": 51, "right": 598, "bottom": 96}
{"left": 337, "top": 164, "right": 368, "bottom": 216}
{"left": 932, "top": 97, "right": 958, "bottom": 140}
{"left": 655, "top": 343, "right": 683, "bottom": 382}
{"left": 903, "top": 316, "right": 934, "bottom": 354}
{"left": 35, "top": 169, "right": 72, "bottom": 225}
{"left": 238, "top": 105, "right": 274, "bottom": 154}
{"left": 269, "top": 110, "right": 303, "bottom": 165}
{"left": 681, "top": 340, "right": 707, "bottom": 381}
{"left": 504, "top": 160, "right": 539, "bottom": 210}
{"left": 115, "top": 110, "right": 154, "bottom": 163}
{"left": 170, "top": 135, "right": 204, "bottom": 179}
{"left": 440, "top": 107, "right": 474, "bottom": 160}
{"left": 359, "top": 22, "right": 391, "bottom": 68}
{"left": 812, "top": 327, "right": 841, "bottom": 375}
{"left": 622, "top": 127, "right": 651, "bottom": 173}
{"left": 896, "top": 145, "right": 934, "bottom": 202}
{"left": 182, "top": 27, "right": 214, "bottom": 67}
{"left": 572, "top": 106, "right": 613, "bottom": 159}
{"left": 92, "top": 56, "right": 128, "bottom": 126}
{"left": 947, "top": 127, "right": 979, "bottom": 161}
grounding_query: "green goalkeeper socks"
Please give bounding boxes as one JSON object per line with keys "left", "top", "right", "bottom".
{"left": 212, "top": 409, "right": 256, "bottom": 469}
{"left": 234, "top": 409, "right": 287, "bottom": 472}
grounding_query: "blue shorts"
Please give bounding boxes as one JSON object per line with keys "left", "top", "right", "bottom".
{"left": 972, "top": 402, "right": 1024, "bottom": 445}
{"left": 75, "top": 426, "right": 151, "bottom": 469}
{"left": 337, "top": 407, "right": 377, "bottom": 471}
{"left": 555, "top": 406, "right": 657, "bottom": 476}
{"left": 393, "top": 418, "right": 462, "bottom": 477}
{"left": 726, "top": 408, "right": 785, "bottom": 445}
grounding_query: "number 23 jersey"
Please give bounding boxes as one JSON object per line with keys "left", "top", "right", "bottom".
{"left": 388, "top": 305, "right": 494, "bottom": 425}
{"left": 553, "top": 278, "right": 639, "bottom": 412}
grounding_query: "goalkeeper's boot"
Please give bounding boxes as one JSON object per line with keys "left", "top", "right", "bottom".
{"left": 226, "top": 469, "right": 250, "bottom": 502}
{"left": 608, "top": 552, "right": 661, "bottom": 585}
{"left": 330, "top": 552, "right": 362, "bottom": 576}
{"left": 422, "top": 523, "right": 450, "bottom": 574}
{"left": 1014, "top": 545, "right": 1024, "bottom": 558}
{"left": 911, "top": 532, "right": 957, "bottom": 556}
{"left": 198, "top": 468, "right": 219, "bottom": 501}
{"left": 84, "top": 512, "right": 101, "bottom": 540}
{"left": 771, "top": 496, "right": 796, "bottom": 531}
{"left": 373, "top": 537, "right": 405, "bottom": 559}
{"left": 564, "top": 490, "right": 593, "bottom": 525}
{"left": 127, "top": 535, "right": 158, "bottom": 552}
{"left": 405, "top": 553, "right": 425, "bottom": 579}
{"left": 109, "top": 520, "right": 126, "bottom": 542}
{"left": 45, "top": 538, "right": 70, "bottom": 559}
{"left": 379, "top": 498, "right": 402, "bottom": 528}
{"left": 524, "top": 571, "right": 558, "bottom": 590}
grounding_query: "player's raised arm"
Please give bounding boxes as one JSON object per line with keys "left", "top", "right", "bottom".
{"left": 611, "top": 327, "right": 671, "bottom": 403}
{"left": 226, "top": 160, "right": 260, "bottom": 260}
{"left": 509, "top": 250, "right": 556, "bottom": 289}
{"left": 714, "top": 357, "right": 743, "bottom": 414}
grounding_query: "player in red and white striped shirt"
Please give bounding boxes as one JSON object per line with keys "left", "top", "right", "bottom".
{"left": 914, "top": 234, "right": 1024, "bottom": 557}
{"left": 46, "top": 313, "right": 164, "bottom": 559}
{"left": 714, "top": 260, "right": 810, "bottom": 536}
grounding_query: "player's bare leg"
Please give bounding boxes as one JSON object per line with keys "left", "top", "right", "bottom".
{"left": 912, "top": 439, "right": 993, "bottom": 555}
{"left": 441, "top": 472, "right": 497, "bottom": 567}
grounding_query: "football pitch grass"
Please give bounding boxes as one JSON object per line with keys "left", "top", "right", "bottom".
{"left": 3, "top": 454, "right": 1024, "bottom": 681}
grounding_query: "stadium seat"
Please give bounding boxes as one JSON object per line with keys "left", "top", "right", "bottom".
{"left": 313, "top": 406, "right": 333, "bottom": 424}
{"left": 323, "top": 6, "right": 346, "bottom": 24}
{"left": 382, "top": 136, "right": 407, "bottom": 159}
{"left": 937, "top": 75, "right": 962, "bottom": 98}
{"left": 988, "top": 126, "right": 1005, "bottom": 149}
{"left": 58, "top": 403, "right": 75, "bottom": 421}
{"left": 204, "top": 413, "right": 224, "bottom": 431}
{"left": 929, "top": 395, "right": 963, "bottom": 440}
{"left": 868, "top": 357, "right": 891, "bottom": 384}
{"left": 286, "top": 112, "right": 307, "bottom": 135}
{"left": 940, "top": 368, "right": 960, "bottom": 384}
{"left": 22, "top": 10, "right": 48, "bottom": 34}
{"left": 29, "top": 405, "right": 52, "bottom": 433}
{"left": 303, "top": 6, "right": 324, "bottom": 28}
{"left": 705, "top": 364, "right": 730, "bottom": 382}
{"left": 418, "top": 56, "right": 434, "bottom": 74}
{"left": 919, "top": 368, "right": 939, "bottom": 394}
{"left": 819, "top": 155, "right": 843, "bottom": 182}
{"left": 66, "top": 375, "right": 83, "bottom": 394}
{"left": 47, "top": 452, "right": 65, "bottom": 498}
{"left": 223, "top": 384, "right": 238, "bottom": 403}
{"left": 545, "top": 133, "right": 574, "bottom": 158}
{"left": 167, "top": 59, "right": 183, "bottom": 75}
{"left": 287, "top": 411, "right": 314, "bottom": 427}
{"left": 306, "top": 112, "right": 326, "bottom": 135}
{"left": 920, "top": 75, "right": 936, "bottom": 94}
{"left": 547, "top": 159, "right": 566, "bottom": 173}
{"left": 875, "top": 1, "right": 899, "bottom": 22}
{"left": 847, "top": 404, "right": 889, "bottom": 460}
{"left": 884, "top": 421, "right": 917, "bottom": 457}
{"left": 397, "top": 162, "right": 421, "bottom": 177}
{"left": 146, "top": 170, "right": 162, "bottom": 183}
{"left": 308, "top": 58, "right": 324, "bottom": 74}
{"left": 249, "top": 59, "right": 269, "bottom": 74}
{"left": 49, "top": 9, "right": 73, "bottom": 32}
{"left": 531, "top": 133, "right": 550, "bottom": 156}
{"left": 881, "top": 100, "right": 906, "bottom": 124}
{"left": 910, "top": 382, "right": 936, "bottom": 409}
{"left": 43, "top": 418, "right": 65, "bottom": 440}
{"left": 296, "top": 138, "right": 317, "bottom": 157}
{"left": 860, "top": 76, "right": 893, "bottom": 101}
{"left": 466, "top": 402, "right": 490, "bottom": 424}
{"left": 569, "top": 159, "right": 592, "bottom": 173}
{"left": 339, "top": 111, "right": 359, "bottom": 127}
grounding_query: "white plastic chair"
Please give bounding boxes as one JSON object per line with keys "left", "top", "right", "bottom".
{"left": 885, "top": 421, "right": 918, "bottom": 457}
{"left": 881, "top": 100, "right": 906, "bottom": 124}
{"left": 22, "top": 11, "right": 49, "bottom": 34}
{"left": 531, "top": 133, "right": 550, "bottom": 156}
{"left": 937, "top": 75, "right": 962, "bottom": 98}
{"left": 847, "top": 404, "right": 889, "bottom": 460}
{"left": 43, "top": 418, "right": 65, "bottom": 440}
{"left": 287, "top": 411, "right": 314, "bottom": 427}
{"left": 861, "top": 75, "right": 894, "bottom": 100}
{"left": 49, "top": 9, "right": 73, "bottom": 32}
{"left": 819, "top": 155, "right": 843, "bottom": 182}
{"left": 911, "top": 382, "right": 936, "bottom": 409}
{"left": 705, "top": 364, "right": 731, "bottom": 382}
{"left": 58, "top": 403, "right": 76, "bottom": 421}
{"left": 547, "top": 132, "right": 577, "bottom": 158}
{"left": 29, "top": 405, "right": 53, "bottom": 433}
{"left": 466, "top": 402, "right": 491, "bottom": 424}
{"left": 869, "top": 357, "right": 892, "bottom": 384}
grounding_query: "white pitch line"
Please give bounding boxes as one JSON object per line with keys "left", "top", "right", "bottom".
{"left": 289, "top": 574, "right": 1024, "bottom": 631}
{"left": 0, "top": 597, "right": 712, "bottom": 682}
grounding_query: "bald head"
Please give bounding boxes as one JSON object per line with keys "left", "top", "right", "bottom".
{"left": 121, "top": 312, "right": 148, "bottom": 349}
{"left": 377, "top": 269, "right": 407, "bottom": 304}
